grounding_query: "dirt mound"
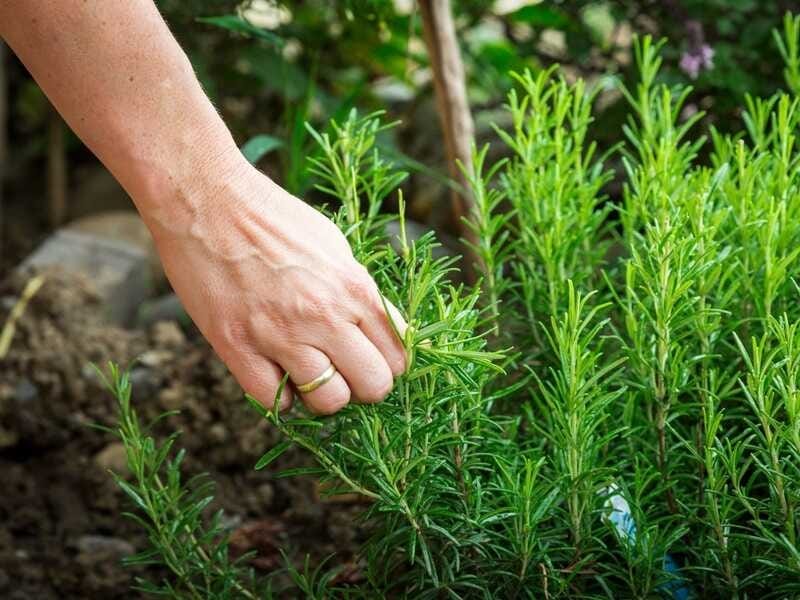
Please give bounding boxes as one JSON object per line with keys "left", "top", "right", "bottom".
{"left": 0, "top": 270, "right": 361, "bottom": 598}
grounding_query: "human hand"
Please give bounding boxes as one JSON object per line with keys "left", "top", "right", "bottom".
{"left": 147, "top": 160, "right": 407, "bottom": 414}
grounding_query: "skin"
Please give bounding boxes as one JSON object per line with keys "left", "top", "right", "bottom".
{"left": 0, "top": 1, "right": 407, "bottom": 414}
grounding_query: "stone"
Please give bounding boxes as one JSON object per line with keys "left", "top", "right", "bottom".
{"left": 0, "top": 296, "right": 16, "bottom": 311}
{"left": 18, "top": 227, "right": 151, "bottom": 326}
{"left": 219, "top": 513, "right": 242, "bottom": 532}
{"left": 66, "top": 209, "right": 163, "bottom": 285}
{"left": 208, "top": 423, "right": 228, "bottom": 444}
{"left": 256, "top": 482, "right": 275, "bottom": 507}
{"left": 93, "top": 442, "right": 128, "bottom": 473}
{"left": 129, "top": 366, "right": 161, "bottom": 403}
{"left": 13, "top": 378, "right": 38, "bottom": 404}
{"left": 151, "top": 321, "right": 186, "bottom": 349}
{"left": 75, "top": 535, "right": 135, "bottom": 562}
{"left": 158, "top": 386, "right": 183, "bottom": 411}
{"left": 138, "top": 349, "right": 173, "bottom": 368}
{"left": 137, "top": 293, "right": 190, "bottom": 329}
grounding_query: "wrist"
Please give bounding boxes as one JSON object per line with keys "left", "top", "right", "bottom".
{"left": 132, "top": 124, "right": 255, "bottom": 241}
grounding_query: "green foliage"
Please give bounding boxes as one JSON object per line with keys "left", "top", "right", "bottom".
{"left": 197, "top": 14, "right": 285, "bottom": 49}
{"left": 109, "top": 15, "right": 800, "bottom": 598}
{"left": 97, "top": 363, "right": 266, "bottom": 599}
{"left": 240, "top": 134, "right": 284, "bottom": 164}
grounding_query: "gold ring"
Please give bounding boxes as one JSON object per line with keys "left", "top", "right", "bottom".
{"left": 295, "top": 363, "right": 337, "bottom": 394}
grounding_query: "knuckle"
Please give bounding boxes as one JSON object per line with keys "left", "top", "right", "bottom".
{"left": 300, "top": 290, "right": 337, "bottom": 322}
{"left": 210, "top": 319, "right": 250, "bottom": 353}
{"left": 345, "top": 266, "right": 377, "bottom": 302}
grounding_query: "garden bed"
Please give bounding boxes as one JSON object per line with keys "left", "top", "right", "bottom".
{"left": 0, "top": 270, "right": 359, "bottom": 598}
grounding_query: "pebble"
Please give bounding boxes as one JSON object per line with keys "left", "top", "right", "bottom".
{"left": 76, "top": 534, "right": 135, "bottom": 560}
{"left": 158, "top": 386, "right": 183, "bottom": 411}
{"left": 129, "top": 366, "right": 161, "bottom": 402}
{"left": 82, "top": 363, "right": 101, "bottom": 382}
{"left": 209, "top": 423, "right": 228, "bottom": 443}
{"left": 138, "top": 349, "right": 173, "bottom": 368}
{"left": 13, "top": 378, "right": 38, "bottom": 404}
{"left": 93, "top": 442, "right": 128, "bottom": 473}
{"left": 256, "top": 482, "right": 275, "bottom": 507}
{"left": 0, "top": 296, "right": 16, "bottom": 311}
{"left": 151, "top": 320, "right": 186, "bottom": 348}
{"left": 136, "top": 293, "right": 188, "bottom": 329}
{"left": 219, "top": 513, "right": 242, "bottom": 532}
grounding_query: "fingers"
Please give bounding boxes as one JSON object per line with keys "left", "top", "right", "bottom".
{"left": 344, "top": 266, "right": 408, "bottom": 377}
{"left": 322, "top": 323, "right": 395, "bottom": 403}
{"left": 226, "top": 349, "right": 293, "bottom": 411}
{"left": 358, "top": 296, "right": 408, "bottom": 377}
{"left": 279, "top": 345, "right": 351, "bottom": 415}
{"left": 222, "top": 263, "right": 408, "bottom": 417}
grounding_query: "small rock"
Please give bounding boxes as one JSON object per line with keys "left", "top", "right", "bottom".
{"left": 13, "top": 378, "right": 38, "bottom": 404}
{"left": 76, "top": 535, "right": 135, "bottom": 561}
{"left": 219, "top": 513, "right": 242, "bottom": 532}
{"left": 129, "top": 366, "right": 161, "bottom": 402}
{"left": 256, "top": 482, "right": 275, "bottom": 507}
{"left": 137, "top": 293, "right": 189, "bottom": 329}
{"left": 82, "top": 363, "right": 101, "bottom": 382}
{"left": 138, "top": 349, "right": 173, "bottom": 368}
{"left": 93, "top": 442, "right": 128, "bottom": 473}
{"left": 209, "top": 423, "right": 228, "bottom": 444}
{"left": 151, "top": 320, "right": 186, "bottom": 349}
{"left": 66, "top": 209, "right": 163, "bottom": 286}
{"left": 19, "top": 228, "right": 151, "bottom": 326}
{"left": 0, "top": 296, "right": 16, "bottom": 311}
{"left": 158, "top": 386, "right": 183, "bottom": 411}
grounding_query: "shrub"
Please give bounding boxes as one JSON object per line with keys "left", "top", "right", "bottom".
{"left": 106, "top": 14, "right": 800, "bottom": 599}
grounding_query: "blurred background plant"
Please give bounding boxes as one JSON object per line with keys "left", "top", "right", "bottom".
{"left": 2, "top": 1, "right": 797, "bottom": 274}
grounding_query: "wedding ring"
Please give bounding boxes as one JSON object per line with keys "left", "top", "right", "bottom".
{"left": 295, "top": 363, "right": 337, "bottom": 393}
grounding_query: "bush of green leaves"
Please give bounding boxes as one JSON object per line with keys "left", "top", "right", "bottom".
{"left": 105, "top": 14, "right": 800, "bottom": 599}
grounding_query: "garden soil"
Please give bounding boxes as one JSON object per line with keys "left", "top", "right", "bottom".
{"left": 0, "top": 269, "right": 365, "bottom": 599}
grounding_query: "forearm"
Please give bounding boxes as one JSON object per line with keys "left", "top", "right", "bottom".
{"left": 0, "top": 1, "right": 248, "bottom": 235}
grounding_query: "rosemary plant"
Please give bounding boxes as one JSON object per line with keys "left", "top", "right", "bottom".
{"left": 109, "top": 14, "right": 800, "bottom": 599}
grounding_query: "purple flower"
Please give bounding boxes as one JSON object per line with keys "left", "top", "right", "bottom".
{"left": 680, "top": 53, "right": 702, "bottom": 79}
{"left": 680, "top": 43, "right": 714, "bottom": 79}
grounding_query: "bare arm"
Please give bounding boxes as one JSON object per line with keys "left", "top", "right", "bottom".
{"left": 0, "top": 1, "right": 406, "bottom": 413}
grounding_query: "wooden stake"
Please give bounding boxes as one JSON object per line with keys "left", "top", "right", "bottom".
{"left": 418, "top": 0, "right": 478, "bottom": 274}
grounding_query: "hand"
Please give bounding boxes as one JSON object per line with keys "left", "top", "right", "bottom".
{"left": 0, "top": 0, "right": 407, "bottom": 414}
{"left": 147, "top": 160, "right": 407, "bottom": 414}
